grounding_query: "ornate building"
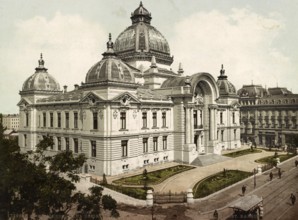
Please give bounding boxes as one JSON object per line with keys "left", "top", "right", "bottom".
{"left": 238, "top": 84, "right": 298, "bottom": 148}
{"left": 18, "top": 2, "right": 240, "bottom": 176}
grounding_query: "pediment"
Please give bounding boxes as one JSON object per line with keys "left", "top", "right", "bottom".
{"left": 80, "top": 92, "right": 105, "bottom": 104}
{"left": 17, "top": 98, "right": 32, "bottom": 107}
{"left": 111, "top": 92, "right": 140, "bottom": 106}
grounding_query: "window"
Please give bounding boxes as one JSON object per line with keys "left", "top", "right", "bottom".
{"left": 200, "top": 110, "right": 202, "bottom": 126}
{"left": 24, "top": 134, "right": 27, "bottom": 147}
{"left": 74, "top": 138, "right": 79, "bottom": 153}
{"left": 220, "top": 112, "right": 223, "bottom": 124}
{"left": 57, "top": 137, "right": 61, "bottom": 150}
{"left": 143, "top": 138, "right": 148, "bottom": 153}
{"left": 25, "top": 112, "right": 29, "bottom": 127}
{"left": 74, "top": 112, "right": 78, "bottom": 129}
{"left": 153, "top": 137, "right": 158, "bottom": 152}
{"left": 193, "top": 110, "right": 197, "bottom": 128}
{"left": 57, "top": 112, "right": 61, "bottom": 128}
{"left": 49, "top": 136, "right": 54, "bottom": 150}
{"left": 65, "top": 137, "right": 69, "bottom": 151}
{"left": 142, "top": 112, "right": 147, "bottom": 128}
{"left": 65, "top": 112, "right": 69, "bottom": 129}
{"left": 50, "top": 112, "right": 53, "bottom": 128}
{"left": 93, "top": 112, "right": 98, "bottom": 130}
{"left": 152, "top": 112, "right": 157, "bottom": 127}
{"left": 232, "top": 112, "right": 235, "bottom": 124}
{"left": 163, "top": 136, "right": 167, "bottom": 150}
{"left": 221, "top": 130, "right": 224, "bottom": 141}
{"left": 121, "top": 140, "right": 128, "bottom": 157}
{"left": 162, "top": 112, "right": 166, "bottom": 127}
{"left": 234, "top": 129, "right": 237, "bottom": 140}
{"left": 91, "top": 140, "right": 96, "bottom": 157}
{"left": 120, "top": 112, "right": 126, "bottom": 129}
{"left": 43, "top": 112, "right": 46, "bottom": 127}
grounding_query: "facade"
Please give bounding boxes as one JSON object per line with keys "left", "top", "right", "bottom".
{"left": 18, "top": 3, "right": 241, "bottom": 176}
{"left": 2, "top": 114, "right": 19, "bottom": 131}
{"left": 238, "top": 84, "right": 298, "bottom": 148}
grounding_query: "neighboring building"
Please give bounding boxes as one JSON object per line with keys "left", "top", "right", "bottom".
{"left": 238, "top": 84, "right": 298, "bottom": 148}
{"left": 2, "top": 114, "right": 19, "bottom": 131}
{"left": 3, "top": 129, "right": 18, "bottom": 140}
{"left": 18, "top": 3, "right": 240, "bottom": 176}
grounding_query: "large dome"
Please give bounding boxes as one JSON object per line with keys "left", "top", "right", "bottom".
{"left": 85, "top": 34, "right": 136, "bottom": 85}
{"left": 216, "top": 65, "right": 237, "bottom": 97}
{"left": 22, "top": 54, "right": 60, "bottom": 92}
{"left": 114, "top": 2, "right": 173, "bottom": 66}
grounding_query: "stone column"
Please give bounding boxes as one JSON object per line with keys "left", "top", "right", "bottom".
{"left": 186, "top": 189, "right": 194, "bottom": 204}
{"left": 190, "top": 108, "right": 194, "bottom": 143}
{"left": 185, "top": 107, "right": 191, "bottom": 144}
{"left": 146, "top": 190, "right": 153, "bottom": 206}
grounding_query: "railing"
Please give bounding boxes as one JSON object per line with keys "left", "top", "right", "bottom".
{"left": 154, "top": 191, "right": 186, "bottom": 204}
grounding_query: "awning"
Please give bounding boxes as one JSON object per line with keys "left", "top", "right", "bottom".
{"left": 229, "top": 195, "right": 263, "bottom": 212}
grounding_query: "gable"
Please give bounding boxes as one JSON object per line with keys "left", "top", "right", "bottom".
{"left": 111, "top": 92, "right": 140, "bottom": 106}
{"left": 80, "top": 92, "right": 105, "bottom": 104}
{"left": 17, "top": 98, "right": 32, "bottom": 107}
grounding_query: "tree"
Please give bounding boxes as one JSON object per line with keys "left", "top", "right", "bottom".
{"left": 0, "top": 127, "right": 119, "bottom": 219}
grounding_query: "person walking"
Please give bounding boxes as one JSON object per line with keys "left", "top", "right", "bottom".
{"left": 269, "top": 172, "right": 273, "bottom": 181}
{"left": 290, "top": 193, "right": 296, "bottom": 205}
{"left": 278, "top": 168, "right": 282, "bottom": 179}
{"left": 213, "top": 209, "right": 219, "bottom": 220}
{"left": 295, "top": 160, "right": 298, "bottom": 167}
{"left": 242, "top": 185, "right": 247, "bottom": 196}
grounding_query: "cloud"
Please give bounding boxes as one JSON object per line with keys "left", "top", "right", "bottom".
{"left": 0, "top": 12, "right": 107, "bottom": 113}
{"left": 169, "top": 8, "right": 296, "bottom": 92}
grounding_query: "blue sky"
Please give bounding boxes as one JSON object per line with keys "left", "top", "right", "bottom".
{"left": 1, "top": 0, "right": 298, "bottom": 113}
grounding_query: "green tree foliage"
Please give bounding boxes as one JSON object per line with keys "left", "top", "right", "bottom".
{"left": 0, "top": 125, "right": 119, "bottom": 219}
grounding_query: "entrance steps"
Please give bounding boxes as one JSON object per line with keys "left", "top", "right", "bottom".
{"left": 191, "top": 154, "right": 231, "bottom": 166}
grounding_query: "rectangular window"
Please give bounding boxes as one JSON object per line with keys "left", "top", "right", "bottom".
{"left": 153, "top": 137, "right": 158, "bottom": 152}
{"left": 234, "top": 129, "right": 237, "bottom": 140}
{"left": 120, "top": 112, "right": 126, "bottom": 129}
{"left": 163, "top": 136, "right": 167, "bottom": 150}
{"left": 43, "top": 112, "right": 46, "bottom": 127}
{"left": 91, "top": 140, "right": 96, "bottom": 157}
{"left": 57, "top": 137, "right": 61, "bottom": 151}
{"left": 193, "top": 110, "right": 197, "bottom": 128}
{"left": 121, "top": 140, "right": 128, "bottom": 157}
{"left": 162, "top": 112, "right": 166, "bottom": 127}
{"left": 200, "top": 110, "right": 202, "bottom": 126}
{"left": 74, "top": 112, "right": 78, "bottom": 129}
{"left": 57, "top": 112, "right": 61, "bottom": 128}
{"left": 74, "top": 138, "right": 79, "bottom": 153}
{"left": 221, "top": 130, "right": 224, "bottom": 141}
{"left": 220, "top": 112, "right": 223, "bottom": 124}
{"left": 65, "top": 137, "right": 69, "bottom": 151}
{"left": 93, "top": 112, "right": 98, "bottom": 130}
{"left": 24, "top": 134, "right": 27, "bottom": 147}
{"left": 232, "top": 112, "right": 235, "bottom": 124}
{"left": 152, "top": 112, "right": 157, "bottom": 127}
{"left": 50, "top": 112, "right": 53, "bottom": 128}
{"left": 25, "top": 112, "right": 29, "bottom": 127}
{"left": 142, "top": 112, "right": 147, "bottom": 128}
{"left": 49, "top": 136, "right": 54, "bottom": 150}
{"left": 65, "top": 112, "right": 69, "bottom": 129}
{"left": 143, "top": 138, "right": 148, "bottom": 153}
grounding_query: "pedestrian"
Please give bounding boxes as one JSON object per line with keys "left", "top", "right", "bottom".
{"left": 290, "top": 193, "right": 296, "bottom": 205}
{"left": 278, "top": 168, "right": 282, "bottom": 179}
{"left": 269, "top": 172, "right": 273, "bottom": 181}
{"left": 242, "top": 185, "right": 246, "bottom": 196}
{"left": 213, "top": 209, "right": 218, "bottom": 220}
{"left": 295, "top": 160, "right": 298, "bottom": 167}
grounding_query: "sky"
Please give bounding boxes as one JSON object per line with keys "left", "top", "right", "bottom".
{"left": 1, "top": 0, "right": 298, "bottom": 114}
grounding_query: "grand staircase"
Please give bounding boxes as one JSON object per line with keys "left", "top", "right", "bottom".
{"left": 191, "top": 154, "right": 231, "bottom": 166}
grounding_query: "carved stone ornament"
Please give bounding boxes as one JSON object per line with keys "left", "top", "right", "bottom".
{"left": 120, "top": 94, "right": 131, "bottom": 106}
{"left": 99, "top": 110, "right": 104, "bottom": 119}
{"left": 113, "top": 110, "right": 118, "bottom": 119}
{"left": 194, "top": 94, "right": 204, "bottom": 105}
{"left": 133, "top": 109, "right": 138, "bottom": 119}
{"left": 88, "top": 96, "right": 96, "bottom": 106}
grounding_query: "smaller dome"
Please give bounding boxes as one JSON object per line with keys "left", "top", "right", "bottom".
{"left": 85, "top": 34, "right": 135, "bottom": 84}
{"left": 216, "top": 65, "right": 237, "bottom": 96}
{"left": 131, "top": 1, "right": 152, "bottom": 24}
{"left": 22, "top": 54, "right": 60, "bottom": 92}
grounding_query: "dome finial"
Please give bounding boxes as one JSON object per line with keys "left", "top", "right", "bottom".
{"left": 38, "top": 53, "right": 45, "bottom": 68}
{"left": 107, "top": 33, "right": 114, "bottom": 50}
{"left": 178, "top": 62, "right": 184, "bottom": 76}
{"left": 140, "top": 1, "right": 143, "bottom": 6}
{"left": 220, "top": 64, "right": 225, "bottom": 76}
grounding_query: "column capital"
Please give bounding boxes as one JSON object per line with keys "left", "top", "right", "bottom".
{"left": 208, "top": 104, "right": 218, "bottom": 109}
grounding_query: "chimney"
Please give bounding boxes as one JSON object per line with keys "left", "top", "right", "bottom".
{"left": 63, "top": 85, "right": 67, "bottom": 93}
{"left": 74, "top": 84, "right": 79, "bottom": 90}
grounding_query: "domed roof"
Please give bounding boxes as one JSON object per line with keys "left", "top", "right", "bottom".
{"left": 22, "top": 54, "right": 61, "bottom": 92}
{"left": 216, "top": 65, "right": 237, "bottom": 96}
{"left": 114, "top": 2, "right": 173, "bottom": 66}
{"left": 237, "top": 84, "right": 268, "bottom": 98}
{"left": 85, "top": 34, "right": 136, "bottom": 85}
